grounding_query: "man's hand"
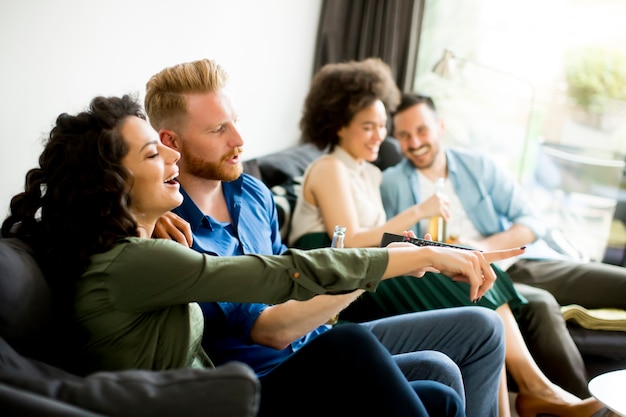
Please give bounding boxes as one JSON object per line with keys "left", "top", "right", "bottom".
{"left": 153, "top": 211, "right": 193, "bottom": 247}
{"left": 417, "top": 193, "right": 450, "bottom": 221}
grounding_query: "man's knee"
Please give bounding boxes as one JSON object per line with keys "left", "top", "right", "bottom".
{"left": 410, "top": 380, "right": 465, "bottom": 417}
{"left": 395, "top": 350, "right": 464, "bottom": 399}
{"left": 463, "top": 306, "right": 505, "bottom": 343}
{"left": 515, "top": 284, "right": 563, "bottom": 324}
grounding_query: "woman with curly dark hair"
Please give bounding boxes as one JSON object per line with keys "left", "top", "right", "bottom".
{"left": 2, "top": 94, "right": 526, "bottom": 417}
{"left": 2, "top": 96, "right": 143, "bottom": 279}
{"left": 289, "top": 57, "right": 404, "bottom": 248}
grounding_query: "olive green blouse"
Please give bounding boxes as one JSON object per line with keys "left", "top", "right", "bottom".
{"left": 75, "top": 237, "right": 388, "bottom": 373}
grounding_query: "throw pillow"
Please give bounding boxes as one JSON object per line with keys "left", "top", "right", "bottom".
{"left": 270, "top": 176, "right": 302, "bottom": 242}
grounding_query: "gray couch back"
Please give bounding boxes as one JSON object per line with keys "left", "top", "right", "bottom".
{"left": 0, "top": 238, "right": 53, "bottom": 357}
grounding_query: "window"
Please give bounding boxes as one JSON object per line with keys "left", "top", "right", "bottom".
{"left": 413, "top": 0, "right": 626, "bottom": 262}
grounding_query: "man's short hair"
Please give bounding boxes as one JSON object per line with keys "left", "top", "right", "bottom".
{"left": 145, "top": 59, "right": 228, "bottom": 132}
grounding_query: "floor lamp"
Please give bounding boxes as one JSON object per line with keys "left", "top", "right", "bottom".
{"left": 431, "top": 49, "right": 536, "bottom": 183}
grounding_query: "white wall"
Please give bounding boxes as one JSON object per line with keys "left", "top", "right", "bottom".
{"left": 0, "top": 0, "right": 321, "bottom": 218}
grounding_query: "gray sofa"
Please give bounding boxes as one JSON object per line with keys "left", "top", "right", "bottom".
{"left": 0, "top": 237, "right": 260, "bottom": 417}
{"left": 3, "top": 137, "right": 624, "bottom": 416}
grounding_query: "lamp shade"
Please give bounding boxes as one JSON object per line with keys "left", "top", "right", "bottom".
{"left": 432, "top": 49, "right": 456, "bottom": 78}
{"left": 429, "top": 48, "right": 537, "bottom": 183}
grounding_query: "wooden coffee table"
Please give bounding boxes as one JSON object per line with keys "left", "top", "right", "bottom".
{"left": 588, "top": 369, "right": 626, "bottom": 416}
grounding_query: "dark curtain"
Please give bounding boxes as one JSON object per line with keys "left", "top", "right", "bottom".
{"left": 313, "top": 0, "right": 424, "bottom": 91}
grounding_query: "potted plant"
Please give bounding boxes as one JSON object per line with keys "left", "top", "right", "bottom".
{"left": 565, "top": 47, "right": 626, "bottom": 128}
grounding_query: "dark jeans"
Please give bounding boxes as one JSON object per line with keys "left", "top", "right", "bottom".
{"left": 257, "top": 324, "right": 465, "bottom": 417}
{"left": 361, "top": 307, "right": 505, "bottom": 417}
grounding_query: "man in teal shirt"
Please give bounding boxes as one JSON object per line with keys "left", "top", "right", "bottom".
{"left": 381, "top": 92, "right": 626, "bottom": 398}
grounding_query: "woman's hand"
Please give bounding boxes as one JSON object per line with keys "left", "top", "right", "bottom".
{"left": 152, "top": 211, "right": 193, "bottom": 247}
{"left": 384, "top": 241, "right": 525, "bottom": 302}
{"left": 425, "top": 246, "right": 524, "bottom": 302}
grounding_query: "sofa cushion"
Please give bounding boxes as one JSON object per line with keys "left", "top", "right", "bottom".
{"left": 567, "top": 323, "right": 626, "bottom": 359}
{"left": 0, "top": 238, "right": 52, "bottom": 353}
{"left": 255, "top": 143, "right": 322, "bottom": 188}
{"left": 374, "top": 137, "right": 403, "bottom": 171}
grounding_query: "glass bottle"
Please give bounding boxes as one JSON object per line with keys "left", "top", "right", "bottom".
{"left": 331, "top": 225, "right": 346, "bottom": 249}
{"left": 327, "top": 225, "right": 346, "bottom": 325}
{"left": 428, "top": 178, "right": 447, "bottom": 242}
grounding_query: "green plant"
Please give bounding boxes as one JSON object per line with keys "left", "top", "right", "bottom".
{"left": 565, "top": 47, "right": 626, "bottom": 115}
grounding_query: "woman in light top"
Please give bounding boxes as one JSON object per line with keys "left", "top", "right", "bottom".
{"left": 3, "top": 94, "right": 527, "bottom": 417}
{"left": 288, "top": 57, "right": 603, "bottom": 417}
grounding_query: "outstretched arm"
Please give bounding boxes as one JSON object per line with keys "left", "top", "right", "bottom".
{"left": 112, "top": 238, "right": 523, "bottom": 311}
{"left": 251, "top": 240, "right": 525, "bottom": 349}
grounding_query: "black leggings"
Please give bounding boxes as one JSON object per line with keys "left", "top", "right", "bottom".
{"left": 258, "top": 323, "right": 465, "bottom": 417}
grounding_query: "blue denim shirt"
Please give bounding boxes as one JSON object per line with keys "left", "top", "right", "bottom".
{"left": 173, "top": 173, "right": 329, "bottom": 376}
{"left": 380, "top": 148, "right": 566, "bottom": 261}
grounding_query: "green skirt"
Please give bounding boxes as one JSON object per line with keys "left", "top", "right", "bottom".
{"left": 293, "top": 232, "right": 528, "bottom": 323}
{"left": 291, "top": 231, "right": 332, "bottom": 250}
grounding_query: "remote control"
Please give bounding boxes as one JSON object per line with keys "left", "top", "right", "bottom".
{"left": 380, "top": 232, "right": 479, "bottom": 251}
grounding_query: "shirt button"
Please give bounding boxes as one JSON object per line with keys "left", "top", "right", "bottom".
{"left": 365, "top": 282, "right": 372, "bottom": 289}
{"left": 293, "top": 272, "right": 300, "bottom": 278}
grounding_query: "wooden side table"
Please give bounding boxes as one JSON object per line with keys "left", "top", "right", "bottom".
{"left": 588, "top": 369, "right": 626, "bottom": 416}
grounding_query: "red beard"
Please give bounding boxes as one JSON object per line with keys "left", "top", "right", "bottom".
{"left": 182, "top": 147, "right": 243, "bottom": 182}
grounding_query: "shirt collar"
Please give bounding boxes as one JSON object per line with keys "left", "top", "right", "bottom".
{"left": 172, "top": 185, "right": 210, "bottom": 233}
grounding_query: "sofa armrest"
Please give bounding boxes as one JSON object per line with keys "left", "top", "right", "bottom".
{"left": 72, "top": 363, "right": 260, "bottom": 417}
{"left": 1, "top": 335, "right": 260, "bottom": 417}
{"left": 2, "top": 361, "right": 260, "bottom": 417}
{"left": 0, "top": 382, "right": 105, "bottom": 417}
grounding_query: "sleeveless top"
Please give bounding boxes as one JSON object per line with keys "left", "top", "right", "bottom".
{"left": 288, "top": 146, "right": 386, "bottom": 246}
